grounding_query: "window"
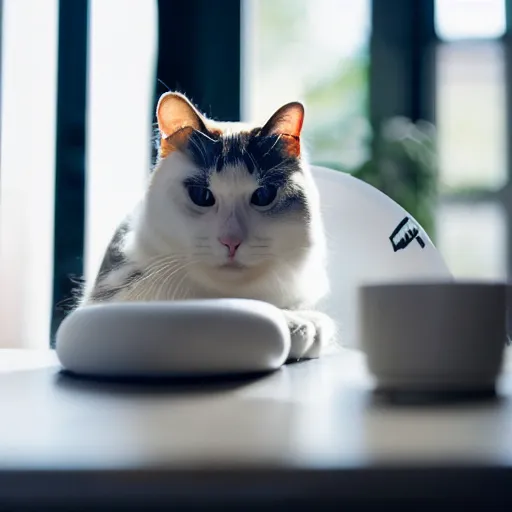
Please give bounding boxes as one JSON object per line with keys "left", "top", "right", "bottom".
{"left": 0, "top": 0, "right": 157, "bottom": 348}
{"left": 0, "top": 0, "right": 58, "bottom": 348}
{"left": 243, "top": 0, "right": 371, "bottom": 171}
{"left": 1, "top": 0, "right": 509, "bottom": 348}
{"left": 435, "top": 0, "right": 506, "bottom": 40}
{"left": 434, "top": 0, "right": 508, "bottom": 279}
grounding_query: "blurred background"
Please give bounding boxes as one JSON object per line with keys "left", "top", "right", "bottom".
{"left": 0, "top": 0, "right": 508, "bottom": 347}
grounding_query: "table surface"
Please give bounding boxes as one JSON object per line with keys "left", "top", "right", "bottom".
{"left": 2, "top": 348, "right": 512, "bottom": 507}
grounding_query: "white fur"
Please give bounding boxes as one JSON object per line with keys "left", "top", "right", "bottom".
{"left": 82, "top": 122, "right": 334, "bottom": 359}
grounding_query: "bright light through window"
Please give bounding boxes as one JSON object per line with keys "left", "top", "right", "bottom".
{"left": 0, "top": 0, "right": 157, "bottom": 348}
{"left": 85, "top": 0, "right": 157, "bottom": 286}
{"left": 0, "top": 0, "right": 58, "bottom": 349}
{"left": 435, "top": 0, "right": 506, "bottom": 40}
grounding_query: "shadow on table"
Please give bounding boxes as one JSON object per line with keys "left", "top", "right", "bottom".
{"left": 370, "top": 387, "right": 503, "bottom": 408}
{"left": 53, "top": 367, "right": 276, "bottom": 396}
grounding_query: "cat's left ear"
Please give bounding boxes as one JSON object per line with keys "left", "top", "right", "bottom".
{"left": 260, "top": 102, "right": 304, "bottom": 157}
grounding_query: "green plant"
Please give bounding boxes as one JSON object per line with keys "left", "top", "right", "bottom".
{"left": 352, "top": 117, "right": 438, "bottom": 238}
{"left": 318, "top": 117, "right": 439, "bottom": 239}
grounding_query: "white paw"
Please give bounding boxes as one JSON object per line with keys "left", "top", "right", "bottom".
{"left": 283, "top": 310, "right": 336, "bottom": 361}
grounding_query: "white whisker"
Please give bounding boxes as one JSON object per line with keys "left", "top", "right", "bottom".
{"left": 188, "top": 136, "right": 208, "bottom": 165}
{"left": 244, "top": 148, "right": 259, "bottom": 171}
{"left": 127, "top": 257, "right": 189, "bottom": 301}
{"left": 262, "top": 134, "right": 282, "bottom": 157}
{"left": 169, "top": 261, "right": 196, "bottom": 300}
{"left": 130, "top": 260, "right": 182, "bottom": 292}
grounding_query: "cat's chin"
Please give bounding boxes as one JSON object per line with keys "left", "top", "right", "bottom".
{"left": 193, "top": 259, "right": 274, "bottom": 288}
{"left": 215, "top": 262, "right": 255, "bottom": 281}
{"left": 218, "top": 261, "right": 246, "bottom": 271}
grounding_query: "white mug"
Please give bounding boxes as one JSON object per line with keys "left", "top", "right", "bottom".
{"left": 358, "top": 282, "right": 508, "bottom": 393}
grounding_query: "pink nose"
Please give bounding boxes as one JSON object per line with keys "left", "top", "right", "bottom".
{"left": 219, "top": 236, "right": 242, "bottom": 259}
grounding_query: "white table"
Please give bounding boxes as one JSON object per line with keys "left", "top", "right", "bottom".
{"left": 1, "top": 348, "right": 512, "bottom": 510}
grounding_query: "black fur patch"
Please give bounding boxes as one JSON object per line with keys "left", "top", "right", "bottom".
{"left": 272, "top": 187, "right": 309, "bottom": 218}
{"left": 88, "top": 286, "right": 121, "bottom": 302}
{"left": 186, "top": 130, "right": 301, "bottom": 186}
{"left": 89, "top": 269, "right": 142, "bottom": 303}
{"left": 95, "top": 221, "right": 129, "bottom": 280}
{"left": 183, "top": 127, "right": 308, "bottom": 220}
{"left": 187, "top": 131, "right": 222, "bottom": 171}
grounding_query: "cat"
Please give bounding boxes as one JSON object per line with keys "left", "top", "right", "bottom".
{"left": 81, "top": 92, "right": 335, "bottom": 360}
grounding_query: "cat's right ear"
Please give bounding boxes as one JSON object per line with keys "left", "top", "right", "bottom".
{"left": 156, "top": 92, "right": 206, "bottom": 156}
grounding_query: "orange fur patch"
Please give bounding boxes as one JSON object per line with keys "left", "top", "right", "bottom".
{"left": 159, "top": 124, "right": 224, "bottom": 159}
{"left": 282, "top": 135, "right": 301, "bottom": 158}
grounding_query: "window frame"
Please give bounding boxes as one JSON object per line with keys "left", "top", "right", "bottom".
{"left": 51, "top": 0, "right": 88, "bottom": 344}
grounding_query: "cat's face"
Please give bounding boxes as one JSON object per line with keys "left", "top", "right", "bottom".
{"left": 148, "top": 93, "right": 320, "bottom": 284}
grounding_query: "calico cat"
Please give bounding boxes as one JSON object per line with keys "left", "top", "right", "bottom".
{"left": 81, "top": 92, "right": 335, "bottom": 360}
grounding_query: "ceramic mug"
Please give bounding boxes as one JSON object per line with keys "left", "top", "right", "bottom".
{"left": 358, "top": 282, "right": 508, "bottom": 394}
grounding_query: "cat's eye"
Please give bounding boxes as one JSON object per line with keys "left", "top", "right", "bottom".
{"left": 187, "top": 186, "right": 215, "bottom": 207}
{"left": 251, "top": 185, "right": 278, "bottom": 207}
